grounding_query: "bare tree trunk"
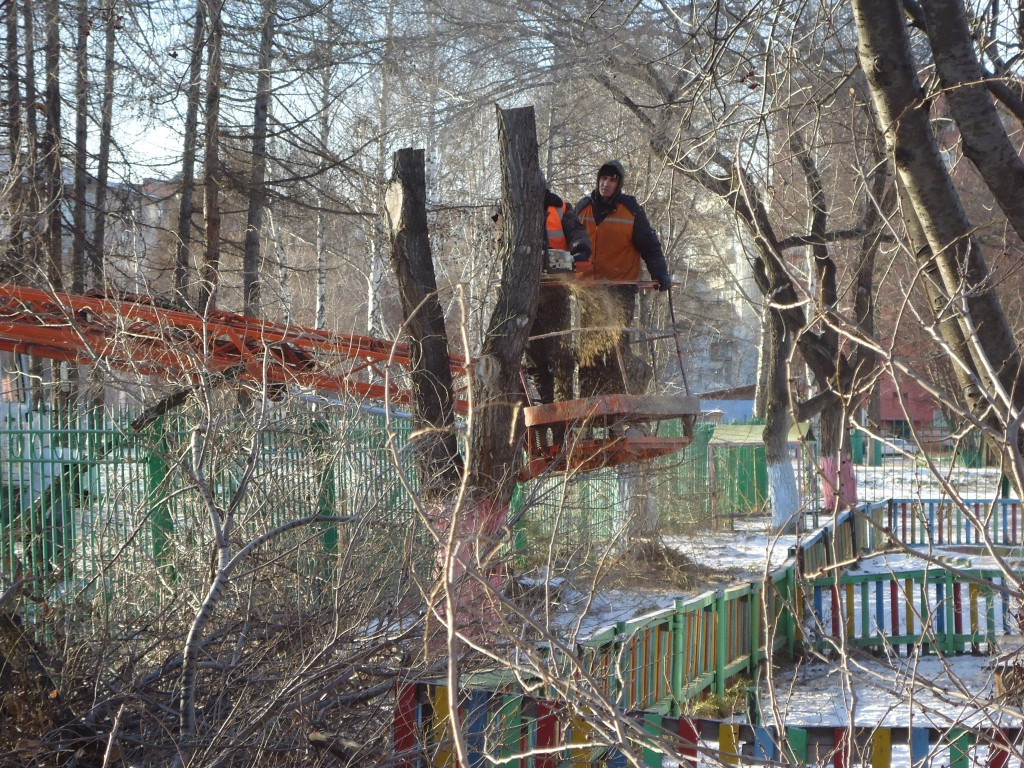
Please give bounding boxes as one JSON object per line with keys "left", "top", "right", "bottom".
{"left": 314, "top": 210, "right": 327, "bottom": 329}
{"left": 5, "top": 0, "right": 24, "bottom": 282}
{"left": 854, "top": 0, "right": 1024, "bottom": 430}
{"left": 753, "top": 303, "right": 770, "bottom": 420}
{"left": 90, "top": 0, "right": 117, "bottom": 288}
{"left": 267, "top": 210, "right": 291, "bottom": 323}
{"left": 42, "top": 0, "right": 62, "bottom": 291}
{"left": 367, "top": 0, "right": 392, "bottom": 338}
{"left": 467, "top": 106, "right": 544, "bottom": 507}
{"left": 792, "top": 133, "right": 855, "bottom": 512}
{"left": 918, "top": 0, "right": 1024, "bottom": 244}
{"left": 757, "top": 261, "right": 800, "bottom": 532}
{"left": 21, "top": 0, "right": 45, "bottom": 406}
{"left": 70, "top": 0, "right": 89, "bottom": 294}
{"left": 242, "top": 0, "right": 274, "bottom": 318}
{"left": 384, "top": 148, "right": 462, "bottom": 497}
{"left": 4, "top": 0, "right": 19, "bottom": 166}
{"left": 896, "top": 181, "right": 988, "bottom": 421}
{"left": 314, "top": 71, "right": 330, "bottom": 330}
{"left": 621, "top": 462, "right": 659, "bottom": 552}
{"left": 198, "top": 0, "right": 223, "bottom": 313}
{"left": 174, "top": 0, "right": 205, "bottom": 307}
{"left": 385, "top": 109, "right": 543, "bottom": 635}
{"left": 21, "top": 0, "right": 40, "bottom": 282}
{"left": 853, "top": 157, "right": 887, "bottom": 466}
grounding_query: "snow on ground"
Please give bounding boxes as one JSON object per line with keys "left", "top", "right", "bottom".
{"left": 670, "top": 516, "right": 797, "bottom": 581}
{"left": 857, "top": 459, "right": 1008, "bottom": 503}
{"left": 536, "top": 519, "right": 799, "bottom": 640}
{"left": 763, "top": 647, "right": 1021, "bottom": 730}
{"left": 538, "top": 458, "right": 1020, "bottom": 766}
{"left": 524, "top": 576, "right": 691, "bottom": 640}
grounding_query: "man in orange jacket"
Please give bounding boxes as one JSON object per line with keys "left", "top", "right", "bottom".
{"left": 576, "top": 160, "right": 670, "bottom": 396}
{"left": 576, "top": 160, "right": 670, "bottom": 296}
{"left": 527, "top": 190, "right": 591, "bottom": 411}
{"left": 493, "top": 190, "right": 590, "bottom": 420}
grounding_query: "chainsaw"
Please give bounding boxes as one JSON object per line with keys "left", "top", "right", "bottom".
{"left": 543, "top": 248, "right": 574, "bottom": 275}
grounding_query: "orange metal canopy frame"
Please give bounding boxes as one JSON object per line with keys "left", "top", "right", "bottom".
{"left": 0, "top": 284, "right": 697, "bottom": 477}
{"left": 520, "top": 394, "right": 699, "bottom": 480}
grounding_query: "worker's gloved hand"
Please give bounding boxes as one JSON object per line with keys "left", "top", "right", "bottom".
{"left": 571, "top": 248, "right": 589, "bottom": 262}
{"left": 654, "top": 274, "right": 672, "bottom": 292}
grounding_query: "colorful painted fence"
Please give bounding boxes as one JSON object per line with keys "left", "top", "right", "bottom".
{"left": 574, "top": 567, "right": 798, "bottom": 714}
{"left": 395, "top": 496, "right": 1024, "bottom": 766}
{"left": 795, "top": 501, "right": 890, "bottom": 577}
{"left": 394, "top": 681, "right": 1024, "bottom": 768}
{"left": 888, "top": 498, "right": 1022, "bottom": 547}
{"left": 805, "top": 565, "right": 1022, "bottom": 655}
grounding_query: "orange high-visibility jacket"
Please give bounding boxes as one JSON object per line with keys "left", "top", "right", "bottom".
{"left": 577, "top": 201, "right": 643, "bottom": 281}
{"left": 545, "top": 202, "right": 569, "bottom": 250}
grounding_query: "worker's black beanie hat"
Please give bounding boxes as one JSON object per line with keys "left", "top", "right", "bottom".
{"left": 597, "top": 160, "right": 626, "bottom": 187}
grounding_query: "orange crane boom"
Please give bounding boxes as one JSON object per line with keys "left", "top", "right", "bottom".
{"left": 0, "top": 284, "right": 470, "bottom": 411}
{"left": 0, "top": 283, "right": 698, "bottom": 478}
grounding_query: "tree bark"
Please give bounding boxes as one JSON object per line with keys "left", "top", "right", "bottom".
{"left": 896, "top": 181, "right": 988, "bottom": 420}
{"left": 918, "top": 0, "right": 1024, "bottom": 245}
{"left": 383, "top": 110, "right": 543, "bottom": 638}
{"left": 367, "top": 0, "right": 393, "bottom": 338}
{"left": 854, "top": 0, "right": 1024, "bottom": 416}
{"left": 5, "top": 0, "right": 23, "bottom": 283}
{"left": 267, "top": 209, "right": 291, "bottom": 323}
{"left": 753, "top": 303, "right": 771, "bottom": 420}
{"left": 90, "top": 0, "right": 118, "bottom": 288}
{"left": 174, "top": 1, "right": 205, "bottom": 307}
{"left": 239, "top": 0, "right": 272, "bottom": 315}
{"left": 22, "top": 0, "right": 45, "bottom": 404}
{"left": 314, "top": 69, "right": 330, "bottom": 330}
{"left": 466, "top": 106, "right": 544, "bottom": 508}
{"left": 71, "top": 0, "right": 89, "bottom": 294}
{"left": 42, "top": 0, "right": 62, "bottom": 290}
{"left": 198, "top": 0, "right": 223, "bottom": 313}
{"left": 384, "top": 148, "right": 462, "bottom": 497}
{"left": 753, "top": 256, "right": 801, "bottom": 532}
{"left": 242, "top": 0, "right": 274, "bottom": 317}
{"left": 792, "top": 132, "right": 856, "bottom": 512}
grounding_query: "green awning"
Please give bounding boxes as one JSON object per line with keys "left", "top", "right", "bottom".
{"left": 708, "top": 422, "right": 813, "bottom": 445}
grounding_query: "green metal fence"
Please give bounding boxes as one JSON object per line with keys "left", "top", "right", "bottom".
{"left": 0, "top": 403, "right": 424, "bottom": 623}
{"left": 0, "top": 406, "right": 811, "bottom": 622}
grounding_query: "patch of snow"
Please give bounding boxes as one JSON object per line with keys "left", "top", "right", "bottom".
{"left": 668, "top": 527, "right": 796, "bottom": 579}
{"left": 761, "top": 648, "right": 1022, "bottom": 729}
{"left": 857, "top": 460, "right": 1010, "bottom": 503}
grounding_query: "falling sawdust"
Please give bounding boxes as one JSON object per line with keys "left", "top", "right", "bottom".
{"left": 572, "top": 283, "right": 626, "bottom": 367}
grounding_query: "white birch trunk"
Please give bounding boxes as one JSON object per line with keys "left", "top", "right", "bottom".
{"left": 769, "top": 459, "right": 801, "bottom": 532}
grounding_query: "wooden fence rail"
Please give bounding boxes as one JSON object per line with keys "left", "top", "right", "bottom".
{"left": 567, "top": 566, "right": 798, "bottom": 714}
{"left": 394, "top": 681, "right": 1022, "bottom": 768}
{"left": 888, "top": 498, "right": 1022, "bottom": 547}
{"left": 807, "top": 566, "right": 1020, "bottom": 655}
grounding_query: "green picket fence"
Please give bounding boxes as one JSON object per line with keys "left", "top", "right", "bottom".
{"left": 0, "top": 403, "right": 423, "bottom": 620}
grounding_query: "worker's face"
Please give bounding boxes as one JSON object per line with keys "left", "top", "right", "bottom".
{"left": 598, "top": 174, "right": 620, "bottom": 199}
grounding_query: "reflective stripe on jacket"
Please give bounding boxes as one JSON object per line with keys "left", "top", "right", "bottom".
{"left": 577, "top": 202, "right": 642, "bottom": 281}
{"left": 546, "top": 203, "right": 569, "bottom": 250}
